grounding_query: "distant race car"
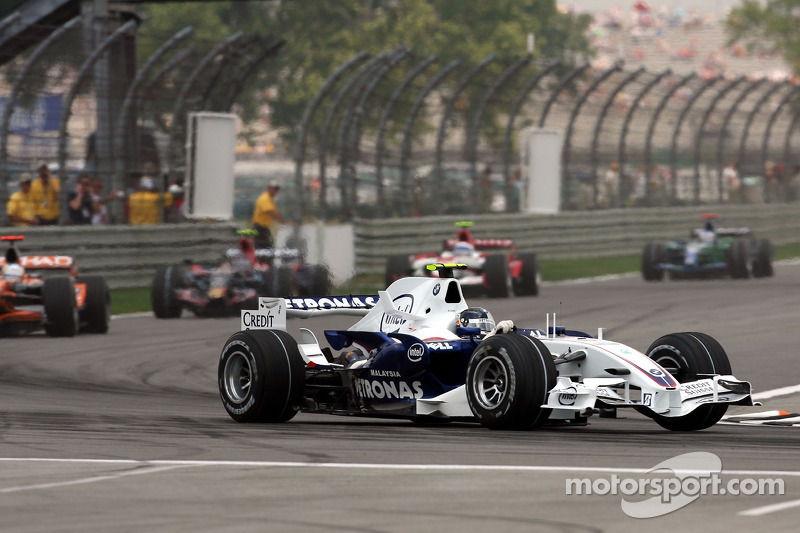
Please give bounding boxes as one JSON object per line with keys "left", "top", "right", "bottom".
{"left": 0, "top": 235, "right": 110, "bottom": 337}
{"left": 641, "top": 213, "right": 774, "bottom": 281}
{"left": 152, "top": 230, "right": 331, "bottom": 318}
{"left": 385, "top": 221, "right": 539, "bottom": 298}
{"left": 218, "top": 263, "right": 755, "bottom": 431}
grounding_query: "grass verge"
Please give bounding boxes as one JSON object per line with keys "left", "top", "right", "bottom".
{"left": 111, "top": 242, "right": 800, "bottom": 315}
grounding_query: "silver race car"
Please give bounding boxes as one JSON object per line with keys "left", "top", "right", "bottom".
{"left": 219, "top": 264, "right": 755, "bottom": 431}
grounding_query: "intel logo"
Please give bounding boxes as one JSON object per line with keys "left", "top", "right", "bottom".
{"left": 407, "top": 343, "right": 425, "bottom": 363}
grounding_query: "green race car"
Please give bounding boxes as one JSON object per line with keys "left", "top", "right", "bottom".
{"left": 641, "top": 214, "right": 774, "bottom": 281}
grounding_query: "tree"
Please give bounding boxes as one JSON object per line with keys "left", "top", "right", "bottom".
{"left": 726, "top": 0, "right": 800, "bottom": 74}
{"left": 133, "top": 0, "right": 593, "bottom": 143}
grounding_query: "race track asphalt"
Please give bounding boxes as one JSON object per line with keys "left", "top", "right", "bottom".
{"left": 1, "top": 263, "right": 799, "bottom": 532}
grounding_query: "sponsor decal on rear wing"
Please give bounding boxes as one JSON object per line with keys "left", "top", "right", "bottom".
{"left": 443, "top": 238, "right": 514, "bottom": 250}
{"left": 253, "top": 248, "right": 302, "bottom": 260}
{"left": 0, "top": 255, "right": 74, "bottom": 269}
{"left": 241, "top": 295, "right": 378, "bottom": 330}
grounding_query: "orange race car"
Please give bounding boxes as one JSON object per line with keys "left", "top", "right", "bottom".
{"left": 0, "top": 236, "right": 110, "bottom": 337}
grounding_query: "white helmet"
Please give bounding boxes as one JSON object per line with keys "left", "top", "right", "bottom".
{"left": 458, "top": 307, "right": 495, "bottom": 335}
{"left": 2, "top": 263, "right": 25, "bottom": 282}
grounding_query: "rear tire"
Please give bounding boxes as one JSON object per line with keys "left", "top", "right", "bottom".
{"left": 727, "top": 239, "right": 750, "bottom": 279}
{"left": 43, "top": 277, "right": 78, "bottom": 337}
{"left": 645, "top": 332, "right": 731, "bottom": 431}
{"left": 218, "top": 329, "right": 305, "bottom": 423}
{"left": 385, "top": 255, "right": 410, "bottom": 288}
{"left": 310, "top": 264, "right": 332, "bottom": 295}
{"left": 483, "top": 254, "right": 511, "bottom": 298}
{"left": 264, "top": 266, "right": 293, "bottom": 297}
{"left": 641, "top": 243, "right": 665, "bottom": 281}
{"left": 466, "top": 333, "right": 556, "bottom": 430}
{"left": 152, "top": 265, "right": 183, "bottom": 318}
{"left": 751, "top": 239, "right": 774, "bottom": 278}
{"left": 513, "top": 253, "right": 540, "bottom": 296}
{"left": 77, "top": 275, "right": 110, "bottom": 333}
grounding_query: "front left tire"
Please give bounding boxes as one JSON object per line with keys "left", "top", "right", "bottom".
{"left": 466, "top": 333, "right": 556, "bottom": 430}
{"left": 43, "top": 277, "right": 78, "bottom": 337}
{"left": 219, "top": 330, "right": 305, "bottom": 423}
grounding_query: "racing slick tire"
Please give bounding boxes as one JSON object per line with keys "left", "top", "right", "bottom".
{"left": 264, "top": 266, "right": 293, "bottom": 297}
{"left": 296, "top": 264, "right": 332, "bottom": 296}
{"left": 483, "top": 254, "right": 512, "bottom": 298}
{"left": 641, "top": 243, "right": 665, "bottom": 281}
{"left": 645, "top": 332, "right": 732, "bottom": 431}
{"left": 218, "top": 329, "right": 305, "bottom": 423}
{"left": 43, "top": 277, "right": 79, "bottom": 337}
{"left": 385, "top": 254, "right": 410, "bottom": 288}
{"left": 77, "top": 275, "right": 110, "bottom": 333}
{"left": 466, "top": 333, "right": 556, "bottom": 430}
{"left": 751, "top": 239, "right": 774, "bottom": 278}
{"left": 151, "top": 265, "right": 183, "bottom": 318}
{"left": 726, "top": 239, "right": 750, "bottom": 279}
{"left": 513, "top": 253, "right": 540, "bottom": 296}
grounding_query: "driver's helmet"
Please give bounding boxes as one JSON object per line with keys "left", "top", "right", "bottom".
{"left": 2, "top": 262, "right": 25, "bottom": 282}
{"left": 697, "top": 229, "right": 715, "bottom": 244}
{"left": 457, "top": 307, "right": 495, "bottom": 335}
{"left": 452, "top": 241, "right": 475, "bottom": 256}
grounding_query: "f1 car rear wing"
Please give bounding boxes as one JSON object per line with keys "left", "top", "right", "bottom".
{"left": 241, "top": 295, "right": 379, "bottom": 330}
{"left": 715, "top": 227, "right": 752, "bottom": 237}
{"left": 0, "top": 255, "right": 75, "bottom": 270}
{"left": 253, "top": 248, "right": 302, "bottom": 261}
{"left": 443, "top": 238, "right": 514, "bottom": 250}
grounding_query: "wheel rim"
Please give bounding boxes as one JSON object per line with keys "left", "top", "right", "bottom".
{"left": 224, "top": 350, "right": 253, "bottom": 404}
{"left": 472, "top": 355, "right": 508, "bottom": 409}
{"left": 653, "top": 353, "right": 685, "bottom": 383}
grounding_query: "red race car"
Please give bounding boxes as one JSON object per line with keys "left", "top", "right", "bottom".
{"left": 384, "top": 222, "right": 539, "bottom": 298}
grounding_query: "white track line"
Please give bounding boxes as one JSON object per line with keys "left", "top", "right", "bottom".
{"left": 1, "top": 457, "right": 799, "bottom": 477}
{"left": 739, "top": 498, "right": 800, "bottom": 517}
{"left": 0, "top": 464, "right": 188, "bottom": 494}
{"left": 752, "top": 384, "right": 800, "bottom": 401}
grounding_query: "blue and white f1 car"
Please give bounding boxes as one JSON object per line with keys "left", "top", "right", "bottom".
{"left": 218, "top": 264, "right": 755, "bottom": 431}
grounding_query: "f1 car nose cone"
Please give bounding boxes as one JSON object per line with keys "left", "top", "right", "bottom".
{"left": 208, "top": 287, "right": 226, "bottom": 299}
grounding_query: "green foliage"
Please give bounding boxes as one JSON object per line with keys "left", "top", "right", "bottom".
{"left": 134, "top": 0, "right": 593, "bottom": 142}
{"left": 726, "top": 0, "right": 800, "bottom": 75}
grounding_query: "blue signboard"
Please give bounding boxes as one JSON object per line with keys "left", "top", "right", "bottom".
{"left": 0, "top": 94, "right": 62, "bottom": 133}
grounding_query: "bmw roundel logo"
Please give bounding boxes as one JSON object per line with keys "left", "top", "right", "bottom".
{"left": 649, "top": 369, "right": 663, "bottom": 376}
{"left": 433, "top": 283, "right": 440, "bottom": 296}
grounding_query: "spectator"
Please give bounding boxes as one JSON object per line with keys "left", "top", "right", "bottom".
{"left": 723, "top": 161, "right": 741, "bottom": 203}
{"left": 128, "top": 177, "right": 173, "bottom": 225}
{"left": 509, "top": 167, "right": 522, "bottom": 212}
{"left": 790, "top": 164, "right": 800, "bottom": 203}
{"left": 30, "top": 163, "right": 60, "bottom": 224}
{"left": 251, "top": 180, "right": 283, "bottom": 248}
{"left": 167, "top": 176, "right": 185, "bottom": 222}
{"left": 6, "top": 173, "right": 39, "bottom": 226}
{"left": 479, "top": 166, "right": 493, "bottom": 213}
{"left": 629, "top": 165, "right": 647, "bottom": 206}
{"left": 598, "top": 162, "right": 619, "bottom": 208}
{"left": 67, "top": 173, "right": 97, "bottom": 225}
{"left": 90, "top": 177, "right": 122, "bottom": 225}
